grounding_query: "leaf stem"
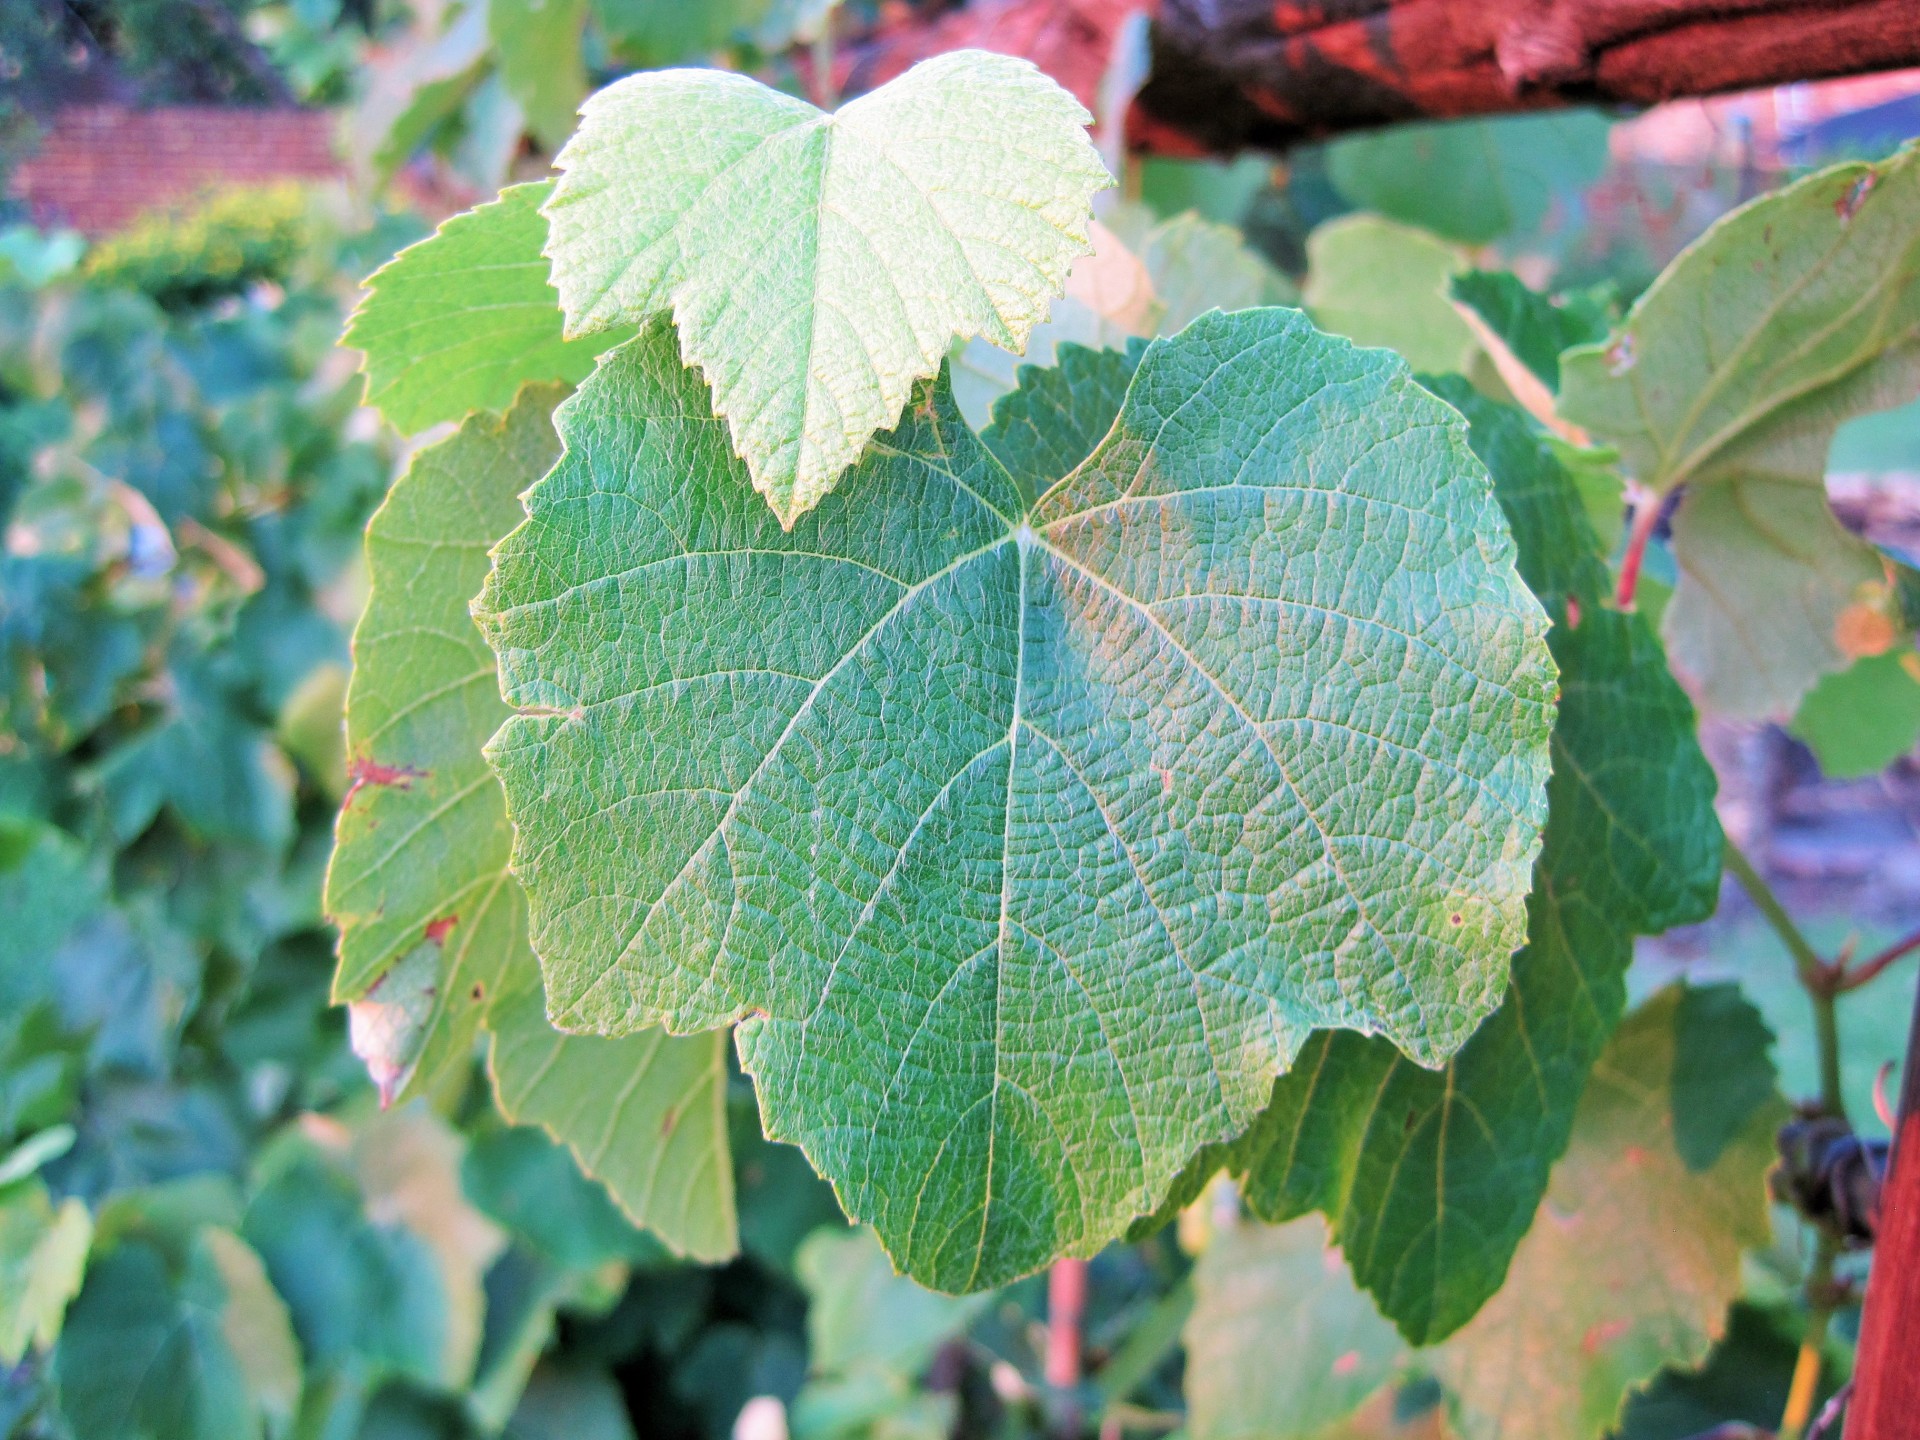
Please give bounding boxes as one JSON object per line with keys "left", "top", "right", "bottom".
{"left": 1837, "top": 926, "right": 1920, "bottom": 994}
{"left": 1778, "top": 1229, "right": 1840, "bottom": 1440}
{"left": 1724, "top": 839, "right": 1848, "bottom": 1118}
{"left": 1615, "top": 485, "right": 1663, "bottom": 610}
{"left": 1047, "top": 1256, "right": 1089, "bottom": 1436}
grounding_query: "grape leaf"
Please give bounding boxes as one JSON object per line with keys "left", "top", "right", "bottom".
{"left": 978, "top": 341, "right": 1143, "bottom": 497}
{"left": 1304, "top": 217, "right": 1474, "bottom": 374}
{"left": 475, "top": 308, "right": 1555, "bottom": 1291}
{"left": 1559, "top": 146, "right": 1920, "bottom": 718}
{"left": 53, "top": 1232, "right": 278, "bottom": 1440}
{"left": 1182, "top": 986, "right": 1781, "bottom": 1440}
{"left": 1327, "top": 112, "right": 1611, "bottom": 248}
{"left": 0, "top": 1179, "right": 91, "bottom": 1364}
{"left": 1183, "top": 1215, "right": 1404, "bottom": 1440}
{"left": 1430, "top": 985, "right": 1780, "bottom": 1440}
{"left": 1151, "top": 385, "right": 1721, "bottom": 1342}
{"left": 542, "top": 50, "right": 1112, "bottom": 524}
{"left": 490, "top": 0, "right": 589, "bottom": 152}
{"left": 325, "top": 385, "right": 739, "bottom": 1260}
{"left": 345, "top": 183, "right": 628, "bottom": 435}
{"left": 1670, "top": 982, "right": 1779, "bottom": 1172}
{"left": 199, "top": 1228, "right": 302, "bottom": 1433}
{"left": 488, "top": 978, "right": 737, "bottom": 1264}
{"left": 1113, "top": 209, "right": 1298, "bottom": 335}
{"left": 328, "top": 386, "right": 570, "bottom": 1069}
{"left": 1790, "top": 646, "right": 1920, "bottom": 777}
{"left": 1448, "top": 271, "right": 1612, "bottom": 393}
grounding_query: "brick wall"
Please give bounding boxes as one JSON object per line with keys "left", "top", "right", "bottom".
{"left": 11, "top": 106, "right": 341, "bottom": 236}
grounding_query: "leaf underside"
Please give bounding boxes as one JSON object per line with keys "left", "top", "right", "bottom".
{"left": 477, "top": 306, "right": 1555, "bottom": 1291}
{"left": 1558, "top": 144, "right": 1920, "bottom": 718}
{"left": 541, "top": 50, "right": 1113, "bottom": 524}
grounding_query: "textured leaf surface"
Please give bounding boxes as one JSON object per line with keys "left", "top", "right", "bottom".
{"left": 1430, "top": 986, "right": 1779, "bottom": 1440}
{"left": 542, "top": 51, "right": 1111, "bottom": 523}
{"left": 326, "top": 385, "right": 737, "bottom": 1258}
{"left": 1559, "top": 147, "right": 1920, "bottom": 717}
{"left": 1184, "top": 1215, "right": 1403, "bottom": 1440}
{"left": 477, "top": 308, "right": 1555, "bottom": 1290}
{"left": 1790, "top": 646, "right": 1920, "bottom": 777}
{"left": 345, "top": 184, "right": 626, "bottom": 435}
{"left": 1304, "top": 217, "right": 1473, "bottom": 374}
{"left": 1160, "top": 385, "right": 1721, "bottom": 1342}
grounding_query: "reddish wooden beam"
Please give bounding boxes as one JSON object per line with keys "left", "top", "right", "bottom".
{"left": 849, "top": 0, "right": 1920, "bottom": 156}
{"left": 1845, "top": 982, "right": 1920, "bottom": 1440}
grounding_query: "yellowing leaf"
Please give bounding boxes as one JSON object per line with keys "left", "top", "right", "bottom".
{"left": 543, "top": 50, "right": 1111, "bottom": 523}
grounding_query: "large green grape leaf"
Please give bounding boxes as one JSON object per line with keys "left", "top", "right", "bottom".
{"left": 1559, "top": 146, "right": 1920, "bottom": 718}
{"left": 476, "top": 307, "right": 1555, "bottom": 1291}
{"left": 52, "top": 1230, "right": 287, "bottom": 1440}
{"left": 328, "top": 386, "right": 569, "bottom": 1071}
{"left": 1429, "top": 985, "right": 1780, "bottom": 1440}
{"left": 1183, "top": 1215, "right": 1404, "bottom": 1440}
{"left": 324, "top": 385, "right": 738, "bottom": 1260}
{"left": 345, "top": 183, "right": 628, "bottom": 435}
{"left": 542, "top": 50, "right": 1111, "bottom": 524}
{"left": 1152, "top": 386, "right": 1721, "bottom": 1343}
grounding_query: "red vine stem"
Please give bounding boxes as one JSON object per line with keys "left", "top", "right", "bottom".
{"left": 1047, "top": 1256, "right": 1089, "bottom": 1435}
{"left": 1615, "top": 486, "right": 1663, "bottom": 611}
{"left": 1836, "top": 928, "right": 1920, "bottom": 994}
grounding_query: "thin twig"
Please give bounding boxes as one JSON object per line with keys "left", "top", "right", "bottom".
{"left": 1615, "top": 485, "right": 1663, "bottom": 610}
{"left": 1724, "top": 839, "right": 1846, "bottom": 1116}
{"left": 1806, "top": 1379, "right": 1852, "bottom": 1440}
{"left": 1778, "top": 1231, "right": 1841, "bottom": 1440}
{"left": 1047, "top": 1257, "right": 1089, "bottom": 1438}
{"left": 1837, "top": 927, "right": 1920, "bottom": 993}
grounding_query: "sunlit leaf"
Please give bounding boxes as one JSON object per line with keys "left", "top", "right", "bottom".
{"left": 476, "top": 308, "right": 1554, "bottom": 1290}
{"left": 543, "top": 51, "right": 1111, "bottom": 522}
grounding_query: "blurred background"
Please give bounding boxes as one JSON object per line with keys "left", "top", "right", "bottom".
{"left": 1, "top": 3, "right": 1918, "bottom": 1439}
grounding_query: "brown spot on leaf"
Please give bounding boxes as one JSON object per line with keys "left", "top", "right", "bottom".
{"left": 1836, "top": 602, "right": 1897, "bottom": 659}
{"left": 1836, "top": 172, "right": 1876, "bottom": 222}
{"left": 1565, "top": 595, "right": 1581, "bottom": 630}
{"left": 660, "top": 1105, "right": 680, "bottom": 1137}
{"left": 425, "top": 915, "right": 459, "bottom": 944}
{"left": 343, "top": 757, "right": 426, "bottom": 809}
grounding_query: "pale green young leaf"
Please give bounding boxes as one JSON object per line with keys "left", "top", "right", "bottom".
{"left": 476, "top": 308, "right": 1555, "bottom": 1291}
{"left": 0, "top": 1180, "right": 91, "bottom": 1365}
{"left": 345, "top": 184, "right": 627, "bottom": 435}
{"left": 542, "top": 50, "right": 1112, "bottom": 524}
{"left": 1184, "top": 1215, "right": 1405, "bottom": 1440}
{"left": 1559, "top": 146, "right": 1920, "bottom": 718}
{"left": 1304, "top": 216, "right": 1475, "bottom": 374}
{"left": 1429, "top": 985, "right": 1780, "bottom": 1440}
{"left": 490, "top": 0, "right": 589, "bottom": 152}
{"left": 325, "top": 383, "right": 738, "bottom": 1259}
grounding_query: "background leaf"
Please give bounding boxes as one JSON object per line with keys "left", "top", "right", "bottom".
{"left": 1558, "top": 145, "right": 1920, "bottom": 718}
{"left": 1303, "top": 217, "right": 1475, "bottom": 373}
{"left": 345, "top": 184, "right": 627, "bottom": 435}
